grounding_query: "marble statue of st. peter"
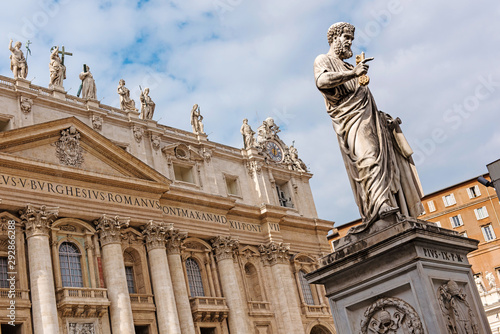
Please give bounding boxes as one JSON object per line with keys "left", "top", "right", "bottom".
{"left": 314, "top": 22, "right": 424, "bottom": 224}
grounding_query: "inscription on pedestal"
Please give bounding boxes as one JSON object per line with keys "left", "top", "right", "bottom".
{"left": 419, "top": 247, "right": 465, "bottom": 263}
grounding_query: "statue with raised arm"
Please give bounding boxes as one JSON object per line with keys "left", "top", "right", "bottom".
{"left": 190, "top": 104, "right": 204, "bottom": 134}
{"left": 140, "top": 87, "right": 155, "bottom": 120}
{"left": 117, "top": 79, "right": 137, "bottom": 112}
{"left": 9, "top": 39, "right": 27, "bottom": 79}
{"left": 485, "top": 271, "right": 496, "bottom": 290}
{"left": 314, "top": 22, "right": 424, "bottom": 225}
{"left": 78, "top": 65, "right": 96, "bottom": 100}
{"left": 49, "top": 46, "right": 66, "bottom": 89}
{"left": 240, "top": 118, "right": 256, "bottom": 149}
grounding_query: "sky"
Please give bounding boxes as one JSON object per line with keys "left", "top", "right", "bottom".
{"left": 0, "top": 0, "right": 499, "bottom": 227}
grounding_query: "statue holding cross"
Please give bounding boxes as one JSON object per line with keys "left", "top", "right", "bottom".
{"left": 49, "top": 45, "right": 72, "bottom": 89}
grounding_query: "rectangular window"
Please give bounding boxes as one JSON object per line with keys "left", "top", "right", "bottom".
{"left": 434, "top": 221, "right": 441, "bottom": 227}
{"left": 174, "top": 165, "right": 195, "bottom": 184}
{"left": 474, "top": 206, "right": 489, "bottom": 220}
{"left": 467, "top": 185, "right": 481, "bottom": 199}
{"left": 449, "top": 214, "right": 463, "bottom": 228}
{"left": 482, "top": 225, "right": 496, "bottom": 242}
{"left": 125, "top": 266, "right": 135, "bottom": 294}
{"left": 0, "top": 257, "right": 8, "bottom": 288}
{"left": 225, "top": 176, "right": 240, "bottom": 196}
{"left": 427, "top": 200, "right": 436, "bottom": 212}
{"left": 461, "top": 231, "right": 468, "bottom": 238}
{"left": 276, "top": 183, "right": 294, "bottom": 208}
{"left": 443, "top": 194, "right": 456, "bottom": 207}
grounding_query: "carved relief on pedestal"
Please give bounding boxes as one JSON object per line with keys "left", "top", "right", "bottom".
{"left": 92, "top": 115, "right": 102, "bottom": 132}
{"left": 20, "top": 96, "right": 33, "bottom": 113}
{"left": 211, "top": 236, "right": 239, "bottom": 262}
{"left": 20, "top": 204, "right": 59, "bottom": 238}
{"left": 68, "top": 322, "right": 96, "bottom": 334}
{"left": 360, "top": 297, "right": 424, "bottom": 334}
{"left": 55, "top": 126, "right": 84, "bottom": 168}
{"left": 94, "top": 214, "right": 129, "bottom": 246}
{"left": 142, "top": 220, "right": 173, "bottom": 251}
{"left": 438, "top": 280, "right": 478, "bottom": 334}
{"left": 166, "top": 229, "right": 188, "bottom": 254}
{"left": 258, "top": 242, "right": 290, "bottom": 266}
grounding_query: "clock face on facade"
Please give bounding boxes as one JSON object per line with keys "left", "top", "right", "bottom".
{"left": 265, "top": 141, "right": 283, "bottom": 162}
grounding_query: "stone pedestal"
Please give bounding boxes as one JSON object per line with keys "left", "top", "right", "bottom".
{"left": 307, "top": 214, "right": 492, "bottom": 334}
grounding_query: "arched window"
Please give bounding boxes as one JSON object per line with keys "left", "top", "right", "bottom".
{"left": 59, "top": 242, "right": 83, "bottom": 287}
{"left": 186, "top": 258, "right": 205, "bottom": 297}
{"left": 299, "top": 270, "right": 315, "bottom": 305}
{"left": 245, "top": 263, "right": 263, "bottom": 301}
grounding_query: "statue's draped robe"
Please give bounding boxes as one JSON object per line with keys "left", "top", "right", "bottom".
{"left": 49, "top": 57, "right": 65, "bottom": 87}
{"left": 314, "top": 54, "right": 424, "bottom": 223}
{"left": 79, "top": 72, "right": 96, "bottom": 100}
{"left": 118, "top": 86, "right": 136, "bottom": 111}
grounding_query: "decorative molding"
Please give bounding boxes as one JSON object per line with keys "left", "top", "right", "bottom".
{"left": 438, "top": 280, "right": 478, "bottom": 333}
{"left": 258, "top": 242, "right": 290, "bottom": 266}
{"left": 94, "top": 215, "right": 129, "bottom": 246}
{"left": 92, "top": 115, "right": 102, "bottom": 132}
{"left": 360, "top": 297, "right": 423, "bottom": 334}
{"left": 20, "top": 96, "right": 33, "bottom": 113}
{"left": 121, "top": 230, "right": 143, "bottom": 245}
{"left": 142, "top": 220, "right": 173, "bottom": 251}
{"left": 166, "top": 229, "right": 187, "bottom": 254}
{"left": 68, "top": 322, "right": 96, "bottom": 334}
{"left": 246, "top": 161, "right": 262, "bottom": 177}
{"left": 59, "top": 224, "right": 77, "bottom": 232}
{"left": 202, "top": 148, "right": 212, "bottom": 163}
{"left": 55, "top": 126, "right": 84, "bottom": 168}
{"left": 133, "top": 126, "right": 144, "bottom": 143}
{"left": 20, "top": 204, "right": 59, "bottom": 238}
{"left": 151, "top": 134, "right": 161, "bottom": 151}
{"left": 211, "top": 236, "right": 239, "bottom": 262}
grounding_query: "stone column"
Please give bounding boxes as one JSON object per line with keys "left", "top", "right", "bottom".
{"left": 21, "top": 205, "right": 60, "bottom": 334}
{"left": 142, "top": 221, "right": 181, "bottom": 334}
{"left": 211, "top": 236, "right": 251, "bottom": 334}
{"left": 259, "top": 242, "right": 304, "bottom": 334}
{"left": 166, "top": 229, "right": 196, "bottom": 334}
{"left": 95, "top": 215, "right": 135, "bottom": 334}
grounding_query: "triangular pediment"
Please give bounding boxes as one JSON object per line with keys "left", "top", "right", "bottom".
{"left": 0, "top": 117, "right": 171, "bottom": 193}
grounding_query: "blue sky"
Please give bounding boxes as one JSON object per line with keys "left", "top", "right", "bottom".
{"left": 1, "top": 0, "right": 499, "bottom": 226}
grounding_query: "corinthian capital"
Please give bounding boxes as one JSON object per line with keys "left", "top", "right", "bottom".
{"left": 94, "top": 214, "right": 129, "bottom": 247}
{"left": 211, "top": 236, "right": 239, "bottom": 262}
{"left": 142, "top": 220, "right": 173, "bottom": 251}
{"left": 259, "top": 242, "right": 290, "bottom": 266}
{"left": 166, "top": 228, "right": 187, "bottom": 254}
{"left": 20, "top": 204, "right": 59, "bottom": 238}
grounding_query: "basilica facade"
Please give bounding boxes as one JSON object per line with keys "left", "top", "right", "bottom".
{"left": 0, "top": 74, "right": 335, "bottom": 334}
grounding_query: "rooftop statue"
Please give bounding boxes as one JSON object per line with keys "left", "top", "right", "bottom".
{"left": 256, "top": 117, "right": 280, "bottom": 144}
{"left": 314, "top": 22, "right": 424, "bottom": 225}
{"left": 140, "top": 87, "right": 155, "bottom": 120}
{"left": 240, "top": 118, "right": 256, "bottom": 149}
{"left": 190, "top": 104, "right": 204, "bottom": 134}
{"left": 9, "top": 39, "right": 28, "bottom": 79}
{"left": 117, "top": 79, "right": 137, "bottom": 112}
{"left": 78, "top": 65, "right": 96, "bottom": 100}
{"left": 49, "top": 46, "right": 68, "bottom": 89}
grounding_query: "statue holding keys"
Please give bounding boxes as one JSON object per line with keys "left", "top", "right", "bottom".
{"left": 314, "top": 22, "right": 424, "bottom": 225}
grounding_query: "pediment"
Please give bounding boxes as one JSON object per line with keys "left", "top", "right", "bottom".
{"left": 0, "top": 117, "right": 171, "bottom": 192}
{"left": 162, "top": 143, "right": 204, "bottom": 161}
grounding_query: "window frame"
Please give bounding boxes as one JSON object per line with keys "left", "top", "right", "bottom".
{"left": 467, "top": 185, "right": 481, "bottom": 199}
{"left": 185, "top": 257, "right": 205, "bottom": 297}
{"left": 427, "top": 200, "right": 436, "bottom": 212}
{"left": 449, "top": 214, "right": 463, "bottom": 228}
{"left": 59, "top": 241, "right": 84, "bottom": 288}
{"left": 481, "top": 224, "right": 496, "bottom": 242}
{"left": 474, "top": 206, "right": 489, "bottom": 220}
{"left": 442, "top": 193, "right": 456, "bottom": 207}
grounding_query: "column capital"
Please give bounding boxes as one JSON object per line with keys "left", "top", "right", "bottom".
{"left": 166, "top": 229, "right": 187, "bottom": 254}
{"left": 142, "top": 220, "right": 173, "bottom": 251}
{"left": 94, "top": 214, "right": 129, "bottom": 247}
{"left": 20, "top": 204, "right": 59, "bottom": 238}
{"left": 211, "top": 236, "right": 239, "bottom": 262}
{"left": 259, "top": 242, "right": 290, "bottom": 266}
